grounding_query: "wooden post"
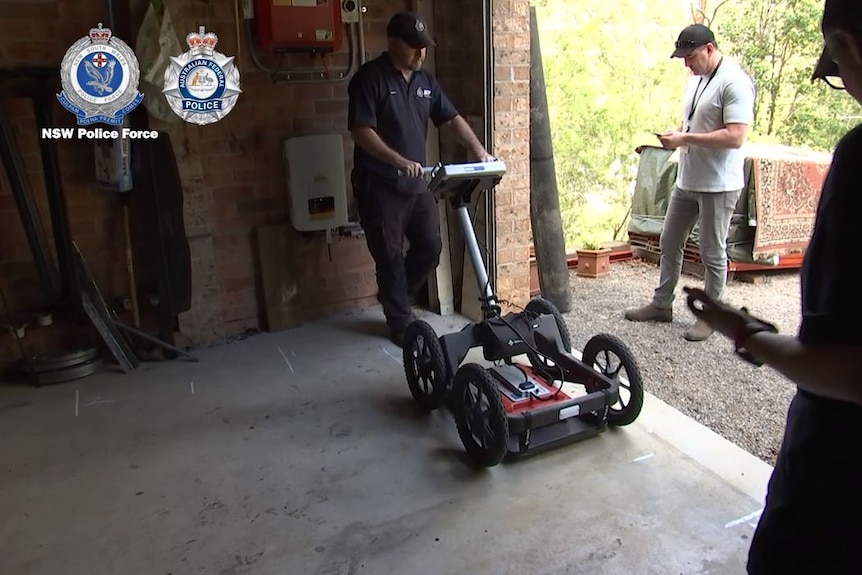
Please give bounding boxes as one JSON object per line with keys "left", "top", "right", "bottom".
{"left": 529, "top": 7, "right": 571, "bottom": 312}
{"left": 416, "top": 0, "right": 455, "bottom": 316}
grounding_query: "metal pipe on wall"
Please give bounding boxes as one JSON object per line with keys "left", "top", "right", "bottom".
{"left": 358, "top": 2, "right": 367, "bottom": 64}
{"left": 482, "top": 0, "right": 496, "bottom": 295}
{"left": 235, "top": 0, "right": 242, "bottom": 68}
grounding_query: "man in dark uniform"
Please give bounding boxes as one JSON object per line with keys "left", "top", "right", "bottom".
{"left": 683, "top": 1, "right": 862, "bottom": 572}
{"left": 348, "top": 11, "right": 494, "bottom": 346}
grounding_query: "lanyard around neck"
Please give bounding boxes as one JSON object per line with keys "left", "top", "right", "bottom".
{"left": 688, "top": 57, "right": 723, "bottom": 125}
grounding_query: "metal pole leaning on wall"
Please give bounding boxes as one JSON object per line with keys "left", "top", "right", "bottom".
{"left": 528, "top": 5, "right": 571, "bottom": 312}
{"left": 482, "top": 0, "right": 496, "bottom": 293}
{"left": 0, "top": 95, "right": 61, "bottom": 305}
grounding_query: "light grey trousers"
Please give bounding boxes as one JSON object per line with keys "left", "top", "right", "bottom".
{"left": 652, "top": 186, "right": 742, "bottom": 309}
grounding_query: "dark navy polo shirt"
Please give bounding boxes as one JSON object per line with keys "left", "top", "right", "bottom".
{"left": 792, "top": 124, "right": 862, "bottom": 431}
{"left": 746, "top": 127, "right": 862, "bottom": 563}
{"left": 798, "top": 124, "right": 862, "bottom": 349}
{"left": 347, "top": 53, "right": 459, "bottom": 193}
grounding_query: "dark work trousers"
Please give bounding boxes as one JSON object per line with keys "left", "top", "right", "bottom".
{"left": 352, "top": 170, "right": 442, "bottom": 331}
{"left": 746, "top": 392, "right": 862, "bottom": 574}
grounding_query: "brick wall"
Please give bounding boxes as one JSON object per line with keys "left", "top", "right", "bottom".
{"left": 0, "top": 0, "right": 532, "bottom": 365}
{"left": 433, "top": 0, "right": 532, "bottom": 311}
{"left": 0, "top": 0, "right": 128, "bottom": 364}
{"left": 491, "top": 0, "right": 533, "bottom": 310}
{"left": 139, "top": 0, "right": 416, "bottom": 344}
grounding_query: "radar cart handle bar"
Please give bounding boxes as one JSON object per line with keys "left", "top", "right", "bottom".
{"left": 408, "top": 160, "right": 508, "bottom": 318}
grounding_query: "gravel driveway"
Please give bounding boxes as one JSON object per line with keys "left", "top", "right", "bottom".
{"left": 558, "top": 258, "right": 801, "bottom": 466}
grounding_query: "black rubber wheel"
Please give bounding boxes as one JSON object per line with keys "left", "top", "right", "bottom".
{"left": 452, "top": 363, "right": 509, "bottom": 467}
{"left": 525, "top": 297, "right": 572, "bottom": 371}
{"left": 402, "top": 320, "right": 448, "bottom": 411}
{"left": 582, "top": 334, "right": 644, "bottom": 426}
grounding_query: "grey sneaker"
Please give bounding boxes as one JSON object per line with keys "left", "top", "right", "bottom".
{"left": 624, "top": 304, "right": 672, "bottom": 323}
{"left": 684, "top": 319, "right": 714, "bottom": 342}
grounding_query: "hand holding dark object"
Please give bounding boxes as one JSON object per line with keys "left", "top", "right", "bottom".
{"left": 657, "top": 130, "right": 686, "bottom": 149}
{"left": 683, "top": 286, "right": 750, "bottom": 339}
{"left": 683, "top": 286, "right": 778, "bottom": 366}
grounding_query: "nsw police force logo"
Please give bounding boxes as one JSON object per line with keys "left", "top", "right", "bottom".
{"left": 163, "top": 27, "right": 241, "bottom": 125}
{"left": 57, "top": 23, "right": 144, "bottom": 126}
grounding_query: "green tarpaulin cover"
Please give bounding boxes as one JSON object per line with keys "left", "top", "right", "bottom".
{"left": 628, "top": 145, "right": 770, "bottom": 265}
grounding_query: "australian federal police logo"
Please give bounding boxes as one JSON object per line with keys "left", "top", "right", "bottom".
{"left": 163, "top": 27, "right": 241, "bottom": 125}
{"left": 57, "top": 23, "right": 144, "bottom": 126}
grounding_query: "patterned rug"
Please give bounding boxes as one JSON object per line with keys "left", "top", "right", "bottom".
{"left": 749, "top": 146, "right": 832, "bottom": 256}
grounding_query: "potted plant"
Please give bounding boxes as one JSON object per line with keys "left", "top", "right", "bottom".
{"left": 576, "top": 240, "right": 612, "bottom": 278}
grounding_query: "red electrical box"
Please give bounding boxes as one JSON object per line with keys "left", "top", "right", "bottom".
{"left": 254, "top": 0, "right": 344, "bottom": 53}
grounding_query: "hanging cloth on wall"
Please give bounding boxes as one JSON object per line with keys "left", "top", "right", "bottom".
{"left": 135, "top": 0, "right": 183, "bottom": 123}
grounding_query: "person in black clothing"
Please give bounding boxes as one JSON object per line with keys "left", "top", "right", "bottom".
{"left": 683, "top": 1, "right": 862, "bottom": 572}
{"left": 347, "top": 11, "right": 494, "bottom": 347}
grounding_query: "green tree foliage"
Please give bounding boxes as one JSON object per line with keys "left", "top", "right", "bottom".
{"left": 719, "top": 0, "right": 859, "bottom": 150}
{"left": 532, "top": 0, "right": 858, "bottom": 250}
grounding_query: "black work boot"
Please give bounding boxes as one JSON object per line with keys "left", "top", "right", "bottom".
{"left": 390, "top": 326, "right": 406, "bottom": 348}
{"left": 388, "top": 312, "right": 418, "bottom": 348}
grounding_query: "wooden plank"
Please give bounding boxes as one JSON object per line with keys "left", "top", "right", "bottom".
{"left": 415, "top": 0, "right": 454, "bottom": 316}
{"left": 459, "top": 115, "right": 487, "bottom": 322}
{"left": 433, "top": 201, "right": 455, "bottom": 315}
{"left": 734, "top": 272, "right": 766, "bottom": 285}
{"left": 630, "top": 232, "right": 805, "bottom": 272}
{"left": 436, "top": 117, "right": 468, "bottom": 316}
{"left": 256, "top": 224, "right": 303, "bottom": 331}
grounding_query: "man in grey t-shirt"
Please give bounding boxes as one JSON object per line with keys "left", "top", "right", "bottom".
{"left": 625, "top": 24, "right": 755, "bottom": 342}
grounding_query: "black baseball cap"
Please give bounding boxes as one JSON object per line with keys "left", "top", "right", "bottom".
{"left": 811, "top": 0, "right": 862, "bottom": 82}
{"left": 386, "top": 12, "right": 435, "bottom": 49}
{"left": 671, "top": 24, "right": 716, "bottom": 58}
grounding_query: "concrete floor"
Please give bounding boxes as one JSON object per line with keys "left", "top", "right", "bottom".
{"left": 0, "top": 308, "right": 773, "bottom": 575}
